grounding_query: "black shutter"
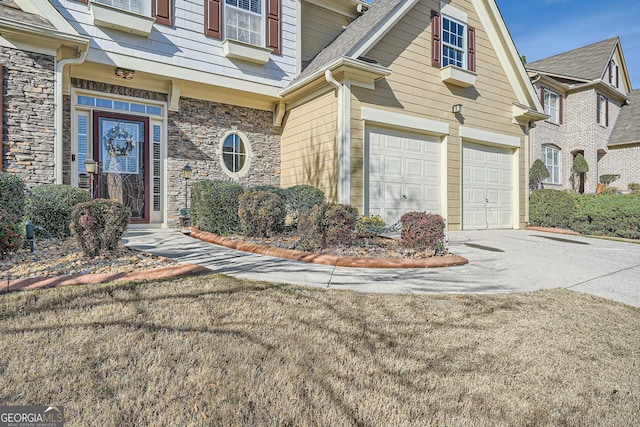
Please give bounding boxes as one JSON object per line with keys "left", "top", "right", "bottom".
{"left": 596, "top": 94, "right": 601, "bottom": 124}
{"left": 431, "top": 11, "right": 441, "bottom": 68}
{"left": 605, "top": 98, "right": 609, "bottom": 127}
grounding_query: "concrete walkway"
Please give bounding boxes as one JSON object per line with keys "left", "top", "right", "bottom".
{"left": 123, "top": 228, "right": 640, "bottom": 307}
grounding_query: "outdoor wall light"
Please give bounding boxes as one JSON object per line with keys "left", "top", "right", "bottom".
{"left": 452, "top": 104, "right": 463, "bottom": 114}
{"left": 115, "top": 67, "right": 136, "bottom": 80}
{"left": 84, "top": 158, "right": 97, "bottom": 199}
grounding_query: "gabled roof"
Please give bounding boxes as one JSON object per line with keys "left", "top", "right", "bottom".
{"left": 294, "top": 0, "right": 407, "bottom": 84}
{"left": 609, "top": 89, "right": 640, "bottom": 146}
{"left": 526, "top": 37, "right": 618, "bottom": 82}
{"left": 289, "top": 0, "right": 543, "bottom": 115}
{"left": 0, "top": 0, "right": 55, "bottom": 29}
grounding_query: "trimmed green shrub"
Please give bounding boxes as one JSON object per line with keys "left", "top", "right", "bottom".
{"left": 628, "top": 182, "right": 640, "bottom": 195}
{"left": 0, "top": 207, "right": 23, "bottom": 259}
{"left": 529, "top": 189, "right": 575, "bottom": 229}
{"left": 529, "top": 158, "right": 550, "bottom": 189}
{"left": 245, "top": 185, "right": 286, "bottom": 199}
{"left": 601, "top": 186, "right": 619, "bottom": 195}
{"left": 283, "top": 185, "right": 325, "bottom": 227}
{"left": 400, "top": 211, "right": 445, "bottom": 250}
{"left": 0, "top": 172, "right": 25, "bottom": 225}
{"left": 70, "top": 199, "right": 131, "bottom": 257}
{"left": 297, "top": 203, "right": 358, "bottom": 250}
{"left": 571, "top": 195, "right": 640, "bottom": 239}
{"left": 25, "top": 184, "right": 90, "bottom": 237}
{"left": 357, "top": 214, "right": 387, "bottom": 237}
{"left": 599, "top": 174, "right": 620, "bottom": 186}
{"left": 191, "top": 180, "right": 244, "bottom": 235}
{"left": 238, "top": 190, "right": 285, "bottom": 237}
{"left": 572, "top": 153, "right": 589, "bottom": 173}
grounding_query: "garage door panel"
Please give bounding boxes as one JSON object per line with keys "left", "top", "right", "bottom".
{"left": 463, "top": 143, "right": 513, "bottom": 230}
{"left": 368, "top": 127, "right": 441, "bottom": 225}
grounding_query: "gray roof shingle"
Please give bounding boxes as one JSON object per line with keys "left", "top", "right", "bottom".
{"left": 526, "top": 37, "right": 618, "bottom": 81}
{"left": 292, "top": 0, "right": 405, "bottom": 83}
{"left": 0, "top": 0, "right": 55, "bottom": 29}
{"left": 609, "top": 89, "right": 640, "bottom": 146}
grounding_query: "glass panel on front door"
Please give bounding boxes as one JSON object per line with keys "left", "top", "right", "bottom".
{"left": 96, "top": 115, "right": 147, "bottom": 221}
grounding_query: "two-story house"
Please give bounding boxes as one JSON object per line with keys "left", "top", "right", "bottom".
{"left": 2, "top": 0, "right": 546, "bottom": 230}
{"left": 526, "top": 37, "right": 638, "bottom": 193}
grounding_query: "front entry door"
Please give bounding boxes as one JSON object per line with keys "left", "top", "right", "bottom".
{"left": 93, "top": 112, "right": 150, "bottom": 223}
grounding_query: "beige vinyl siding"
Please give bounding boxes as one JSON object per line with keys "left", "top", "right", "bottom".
{"left": 351, "top": 0, "right": 527, "bottom": 229}
{"left": 301, "top": 3, "right": 354, "bottom": 69}
{"left": 280, "top": 91, "right": 338, "bottom": 201}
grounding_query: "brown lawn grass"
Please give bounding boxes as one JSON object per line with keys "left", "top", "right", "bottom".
{"left": 1, "top": 275, "right": 639, "bottom": 426}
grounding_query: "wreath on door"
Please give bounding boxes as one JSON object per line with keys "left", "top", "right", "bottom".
{"left": 105, "top": 124, "right": 136, "bottom": 157}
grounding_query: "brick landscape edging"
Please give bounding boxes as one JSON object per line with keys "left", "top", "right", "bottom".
{"left": 1, "top": 264, "right": 212, "bottom": 293}
{"left": 188, "top": 229, "right": 468, "bottom": 269}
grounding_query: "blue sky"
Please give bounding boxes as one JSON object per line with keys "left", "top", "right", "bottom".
{"left": 495, "top": 0, "right": 639, "bottom": 90}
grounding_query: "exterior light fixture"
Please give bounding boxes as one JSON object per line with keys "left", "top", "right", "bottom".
{"left": 452, "top": 104, "right": 463, "bottom": 114}
{"left": 181, "top": 164, "right": 193, "bottom": 180}
{"left": 84, "top": 158, "right": 97, "bottom": 199}
{"left": 181, "top": 165, "right": 193, "bottom": 229}
{"left": 115, "top": 67, "right": 136, "bottom": 80}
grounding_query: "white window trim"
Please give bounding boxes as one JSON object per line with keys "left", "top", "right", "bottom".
{"left": 441, "top": 14, "right": 467, "bottom": 69}
{"left": 216, "top": 129, "right": 254, "bottom": 180}
{"left": 543, "top": 88, "right": 560, "bottom": 124}
{"left": 224, "top": 0, "right": 265, "bottom": 47}
{"left": 542, "top": 145, "right": 561, "bottom": 185}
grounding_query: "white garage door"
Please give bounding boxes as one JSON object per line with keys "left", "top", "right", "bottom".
{"left": 367, "top": 127, "right": 440, "bottom": 226}
{"left": 463, "top": 143, "right": 513, "bottom": 229}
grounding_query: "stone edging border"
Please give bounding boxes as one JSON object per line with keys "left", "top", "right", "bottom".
{"left": 188, "top": 228, "right": 468, "bottom": 269}
{"left": 1, "top": 264, "right": 212, "bottom": 293}
{"left": 525, "top": 226, "right": 580, "bottom": 235}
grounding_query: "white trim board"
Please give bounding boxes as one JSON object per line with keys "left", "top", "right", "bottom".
{"left": 362, "top": 107, "right": 450, "bottom": 136}
{"left": 460, "top": 126, "right": 520, "bottom": 148}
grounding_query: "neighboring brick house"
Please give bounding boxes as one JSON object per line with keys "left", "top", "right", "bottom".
{"left": 2, "top": 0, "right": 546, "bottom": 230}
{"left": 526, "top": 37, "right": 638, "bottom": 193}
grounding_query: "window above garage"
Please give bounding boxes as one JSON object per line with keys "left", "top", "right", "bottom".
{"left": 431, "top": 4, "right": 477, "bottom": 88}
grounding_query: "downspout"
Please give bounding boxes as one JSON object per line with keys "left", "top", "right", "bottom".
{"left": 325, "top": 69, "right": 351, "bottom": 204}
{"left": 54, "top": 47, "right": 88, "bottom": 183}
{"left": 524, "top": 121, "right": 531, "bottom": 225}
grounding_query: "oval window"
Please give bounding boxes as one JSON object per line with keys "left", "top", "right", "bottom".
{"left": 218, "top": 131, "right": 252, "bottom": 179}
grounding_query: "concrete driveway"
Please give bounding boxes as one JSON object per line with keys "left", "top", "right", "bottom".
{"left": 124, "top": 228, "right": 640, "bottom": 307}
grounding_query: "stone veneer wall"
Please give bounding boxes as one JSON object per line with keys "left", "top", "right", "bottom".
{"left": 167, "top": 97, "right": 281, "bottom": 226}
{"left": 1, "top": 46, "right": 55, "bottom": 186}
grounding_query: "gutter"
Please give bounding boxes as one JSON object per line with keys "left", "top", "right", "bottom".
{"left": 325, "top": 69, "right": 351, "bottom": 204}
{"left": 55, "top": 46, "right": 89, "bottom": 183}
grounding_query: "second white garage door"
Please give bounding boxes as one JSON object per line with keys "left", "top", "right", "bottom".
{"left": 367, "top": 127, "right": 440, "bottom": 226}
{"left": 462, "top": 143, "right": 513, "bottom": 229}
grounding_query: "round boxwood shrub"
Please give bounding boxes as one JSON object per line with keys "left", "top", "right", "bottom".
{"left": 529, "top": 189, "right": 575, "bottom": 229}
{"left": 191, "top": 180, "right": 244, "bottom": 235}
{"left": 0, "top": 172, "right": 25, "bottom": 225}
{"left": 70, "top": 199, "right": 131, "bottom": 257}
{"left": 400, "top": 211, "right": 445, "bottom": 249}
{"left": 296, "top": 203, "right": 358, "bottom": 250}
{"left": 283, "top": 185, "right": 325, "bottom": 227}
{"left": 26, "top": 184, "right": 90, "bottom": 237}
{"left": 238, "top": 190, "right": 285, "bottom": 237}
